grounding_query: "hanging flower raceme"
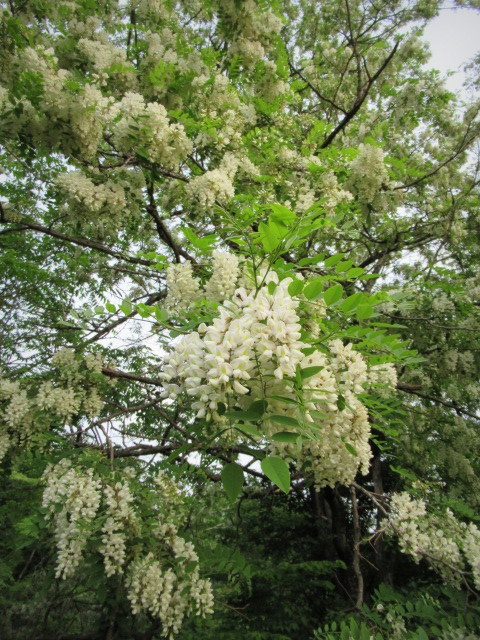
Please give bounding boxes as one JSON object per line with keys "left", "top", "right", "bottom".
{"left": 42, "top": 463, "right": 213, "bottom": 637}
{"left": 161, "top": 268, "right": 393, "bottom": 487}
{"left": 385, "top": 492, "right": 480, "bottom": 590}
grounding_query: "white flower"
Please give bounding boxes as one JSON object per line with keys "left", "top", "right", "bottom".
{"left": 162, "top": 269, "right": 373, "bottom": 487}
{"left": 348, "top": 144, "right": 390, "bottom": 205}
{"left": 205, "top": 251, "right": 240, "bottom": 302}
{"left": 164, "top": 261, "right": 201, "bottom": 313}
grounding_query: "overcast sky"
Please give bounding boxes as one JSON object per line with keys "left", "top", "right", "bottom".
{"left": 423, "top": 4, "right": 480, "bottom": 91}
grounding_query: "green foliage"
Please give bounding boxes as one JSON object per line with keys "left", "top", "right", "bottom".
{"left": 314, "top": 584, "right": 480, "bottom": 640}
{"left": 0, "top": 0, "right": 480, "bottom": 637}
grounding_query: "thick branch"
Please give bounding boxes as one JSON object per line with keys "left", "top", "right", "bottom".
{"left": 146, "top": 182, "right": 193, "bottom": 262}
{"left": 1, "top": 218, "right": 156, "bottom": 268}
{"left": 289, "top": 62, "right": 347, "bottom": 114}
{"left": 320, "top": 41, "right": 399, "bottom": 149}
{"left": 397, "top": 385, "right": 480, "bottom": 422}
{"left": 350, "top": 485, "right": 364, "bottom": 609}
{"left": 101, "top": 366, "right": 164, "bottom": 387}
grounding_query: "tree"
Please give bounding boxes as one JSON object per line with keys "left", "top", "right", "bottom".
{"left": 0, "top": 0, "right": 480, "bottom": 638}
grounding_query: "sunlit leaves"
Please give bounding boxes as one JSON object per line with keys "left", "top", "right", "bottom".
{"left": 261, "top": 456, "right": 290, "bottom": 493}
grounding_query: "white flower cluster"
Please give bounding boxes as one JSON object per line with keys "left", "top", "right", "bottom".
{"left": 255, "top": 60, "right": 289, "bottom": 101}
{"left": 42, "top": 463, "right": 214, "bottom": 635}
{"left": 204, "top": 250, "right": 240, "bottom": 302}
{"left": 161, "top": 272, "right": 304, "bottom": 411}
{"left": 386, "top": 492, "right": 480, "bottom": 589}
{"left": 154, "top": 470, "right": 186, "bottom": 522}
{"left": 463, "top": 523, "right": 480, "bottom": 590}
{"left": 36, "top": 348, "right": 105, "bottom": 421}
{"left": 348, "top": 143, "right": 390, "bottom": 205}
{"left": 164, "top": 251, "right": 240, "bottom": 313}
{"left": 186, "top": 152, "right": 239, "bottom": 209}
{"left": 0, "top": 379, "right": 31, "bottom": 429}
{"left": 56, "top": 171, "right": 126, "bottom": 223}
{"left": 161, "top": 270, "right": 384, "bottom": 487}
{"left": 0, "top": 349, "right": 106, "bottom": 462}
{"left": 132, "top": 0, "right": 171, "bottom": 21}
{"left": 20, "top": 46, "right": 70, "bottom": 119}
{"left": 110, "top": 92, "right": 192, "bottom": 170}
{"left": 14, "top": 47, "right": 113, "bottom": 159}
{"left": 0, "top": 432, "right": 10, "bottom": 461}
{"left": 432, "top": 293, "right": 455, "bottom": 313}
{"left": 69, "top": 83, "right": 115, "bottom": 159}
{"left": 101, "top": 481, "right": 138, "bottom": 577}
{"left": 368, "top": 362, "right": 398, "bottom": 393}
{"left": 78, "top": 38, "right": 132, "bottom": 86}
{"left": 294, "top": 341, "right": 372, "bottom": 487}
{"left": 318, "top": 169, "right": 353, "bottom": 212}
{"left": 224, "top": 0, "right": 283, "bottom": 69}
{"left": 192, "top": 74, "right": 256, "bottom": 150}
{"left": 0, "top": 378, "right": 34, "bottom": 462}
{"left": 128, "top": 471, "right": 214, "bottom": 635}
{"left": 37, "top": 384, "right": 81, "bottom": 420}
{"left": 127, "top": 526, "right": 214, "bottom": 637}
{"left": 42, "top": 459, "right": 102, "bottom": 579}
{"left": 132, "top": 469, "right": 213, "bottom": 628}
{"left": 165, "top": 261, "right": 202, "bottom": 313}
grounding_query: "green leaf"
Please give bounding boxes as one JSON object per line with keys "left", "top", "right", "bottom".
{"left": 105, "top": 302, "right": 116, "bottom": 313}
{"left": 337, "top": 395, "right": 346, "bottom": 411}
{"left": 136, "top": 303, "right": 152, "bottom": 318}
{"left": 346, "top": 267, "right": 365, "bottom": 278}
{"left": 270, "top": 415, "right": 300, "bottom": 428}
{"left": 288, "top": 278, "right": 304, "bottom": 296}
{"left": 335, "top": 260, "right": 353, "bottom": 273}
{"left": 390, "top": 465, "right": 417, "bottom": 481}
{"left": 323, "top": 283, "right": 343, "bottom": 305}
{"left": 182, "top": 227, "right": 217, "bottom": 251}
{"left": 163, "top": 442, "right": 192, "bottom": 464}
{"left": 155, "top": 307, "right": 169, "bottom": 322}
{"left": 225, "top": 400, "right": 266, "bottom": 422}
{"left": 221, "top": 463, "right": 244, "bottom": 501}
{"left": 270, "top": 395, "right": 300, "bottom": 405}
{"left": 258, "top": 221, "right": 280, "bottom": 253}
{"left": 324, "top": 253, "right": 345, "bottom": 268}
{"left": 300, "top": 365, "right": 324, "bottom": 379}
{"left": 339, "top": 292, "right": 363, "bottom": 313}
{"left": 271, "top": 431, "right": 302, "bottom": 443}
{"left": 344, "top": 442, "right": 357, "bottom": 456}
{"left": 269, "top": 203, "right": 296, "bottom": 226}
{"left": 261, "top": 456, "right": 290, "bottom": 493}
{"left": 119, "top": 300, "right": 132, "bottom": 315}
{"left": 303, "top": 278, "right": 324, "bottom": 300}
{"left": 295, "top": 364, "right": 303, "bottom": 388}
{"left": 356, "top": 304, "right": 374, "bottom": 320}
{"left": 248, "top": 399, "right": 268, "bottom": 417}
{"left": 235, "top": 423, "right": 261, "bottom": 437}
{"left": 309, "top": 409, "right": 328, "bottom": 421}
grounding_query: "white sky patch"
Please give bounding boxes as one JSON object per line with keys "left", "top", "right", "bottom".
{"left": 423, "top": 4, "right": 480, "bottom": 92}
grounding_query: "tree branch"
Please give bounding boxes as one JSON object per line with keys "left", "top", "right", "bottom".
{"left": 320, "top": 41, "right": 399, "bottom": 148}
{"left": 350, "top": 485, "right": 364, "bottom": 609}
{"left": 101, "top": 366, "right": 164, "bottom": 387}
{"left": 146, "top": 181, "right": 193, "bottom": 262}
{"left": 397, "top": 385, "right": 480, "bottom": 421}
{"left": 1, "top": 218, "right": 157, "bottom": 268}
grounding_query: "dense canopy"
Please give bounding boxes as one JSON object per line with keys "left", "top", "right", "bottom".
{"left": 1, "top": 1, "right": 480, "bottom": 639}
